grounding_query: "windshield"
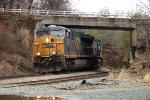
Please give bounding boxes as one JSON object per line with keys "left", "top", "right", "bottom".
{"left": 50, "top": 29, "right": 65, "bottom": 37}
{"left": 36, "top": 31, "right": 49, "bottom": 38}
{"left": 36, "top": 26, "right": 66, "bottom": 38}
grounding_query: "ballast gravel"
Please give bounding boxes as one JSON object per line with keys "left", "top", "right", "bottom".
{"left": 0, "top": 77, "right": 150, "bottom": 100}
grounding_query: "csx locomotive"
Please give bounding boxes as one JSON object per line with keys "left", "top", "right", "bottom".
{"left": 33, "top": 25, "right": 102, "bottom": 72}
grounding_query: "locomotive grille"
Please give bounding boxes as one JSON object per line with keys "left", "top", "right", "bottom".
{"left": 42, "top": 43, "right": 55, "bottom": 48}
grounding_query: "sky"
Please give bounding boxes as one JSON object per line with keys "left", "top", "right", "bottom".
{"left": 71, "top": 0, "right": 148, "bottom": 13}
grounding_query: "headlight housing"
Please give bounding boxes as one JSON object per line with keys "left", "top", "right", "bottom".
{"left": 34, "top": 43, "right": 40, "bottom": 46}
{"left": 46, "top": 37, "right": 49, "bottom": 43}
{"left": 52, "top": 52, "right": 56, "bottom": 54}
{"left": 37, "top": 52, "right": 40, "bottom": 56}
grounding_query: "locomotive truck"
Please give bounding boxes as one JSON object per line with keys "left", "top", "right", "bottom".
{"left": 33, "top": 25, "right": 102, "bottom": 73}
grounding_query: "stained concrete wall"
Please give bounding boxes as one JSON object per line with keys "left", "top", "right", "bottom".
{"left": 35, "top": 16, "right": 136, "bottom": 30}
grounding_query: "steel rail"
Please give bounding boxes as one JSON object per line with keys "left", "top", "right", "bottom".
{"left": 1, "top": 72, "right": 108, "bottom": 88}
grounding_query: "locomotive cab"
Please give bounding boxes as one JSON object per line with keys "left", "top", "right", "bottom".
{"left": 33, "top": 26, "right": 67, "bottom": 56}
{"left": 33, "top": 25, "right": 102, "bottom": 73}
{"left": 33, "top": 25, "right": 70, "bottom": 72}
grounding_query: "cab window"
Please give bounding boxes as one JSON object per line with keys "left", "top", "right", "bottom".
{"left": 50, "top": 29, "right": 65, "bottom": 37}
{"left": 36, "top": 31, "right": 49, "bottom": 38}
{"left": 65, "top": 30, "right": 71, "bottom": 38}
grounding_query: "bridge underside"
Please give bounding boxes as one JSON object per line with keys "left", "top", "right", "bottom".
{"left": 35, "top": 17, "right": 137, "bottom": 39}
{"left": 44, "top": 24, "right": 134, "bottom": 31}
{"left": 35, "top": 16, "right": 137, "bottom": 59}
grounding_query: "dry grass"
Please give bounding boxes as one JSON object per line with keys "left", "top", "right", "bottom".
{"left": 0, "top": 32, "right": 31, "bottom": 58}
{"left": 108, "top": 69, "right": 131, "bottom": 80}
{"left": 0, "top": 52, "right": 33, "bottom": 77}
{"left": 117, "top": 69, "right": 130, "bottom": 79}
{"left": 143, "top": 73, "right": 150, "bottom": 83}
{"left": 0, "top": 14, "right": 35, "bottom": 77}
{"left": 0, "top": 13, "right": 35, "bottom": 57}
{"left": 108, "top": 72, "right": 116, "bottom": 79}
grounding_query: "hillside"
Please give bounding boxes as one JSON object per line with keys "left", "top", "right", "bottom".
{"left": 0, "top": 13, "right": 36, "bottom": 77}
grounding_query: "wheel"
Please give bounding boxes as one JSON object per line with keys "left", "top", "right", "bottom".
{"left": 33, "top": 63, "right": 41, "bottom": 73}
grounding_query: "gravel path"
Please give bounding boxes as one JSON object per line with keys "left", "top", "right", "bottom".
{"left": 0, "top": 77, "right": 150, "bottom": 100}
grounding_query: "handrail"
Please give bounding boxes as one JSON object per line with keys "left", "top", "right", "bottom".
{"left": 0, "top": 8, "right": 130, "bottom": 18}
{"left": 0, "top": 8, "right": 4, "bottom": 12}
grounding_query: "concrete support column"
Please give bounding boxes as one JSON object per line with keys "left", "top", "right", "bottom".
{"left": 130, "top": 30, "right": 137, "bottom": 62}
{"left": 34, "top": 21, "right": 41, "bottom": 39}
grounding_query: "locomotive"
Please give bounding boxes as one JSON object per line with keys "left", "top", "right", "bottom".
{"left": 33, "top": 25, "right": 102, "bottom": 73}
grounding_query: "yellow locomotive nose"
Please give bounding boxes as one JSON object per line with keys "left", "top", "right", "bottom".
{"left": 33, "top": 36, "right": 64, "bottom": 58}
{"left": 40, "top": 36, "right": 56, "bottom": 56}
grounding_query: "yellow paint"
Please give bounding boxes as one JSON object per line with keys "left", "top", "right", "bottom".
{"left": 33, "top": 36, "right": 64, "bottom": 59}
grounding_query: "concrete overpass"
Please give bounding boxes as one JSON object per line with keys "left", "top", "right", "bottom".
{"left": 34, "top": 16, "right": 138, "bottom": 60}
{"left": 0, "top": 8, "right": 137, "bottom": 47}
{"left": 0, "top": 8, "right": 144, "bottom": 60}
{"left": 35, "top": 16, "right": 137, "bottom": 47}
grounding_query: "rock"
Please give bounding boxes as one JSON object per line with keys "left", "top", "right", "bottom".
{"left": 81, "top": 80, "right": 87, "bottom": 85}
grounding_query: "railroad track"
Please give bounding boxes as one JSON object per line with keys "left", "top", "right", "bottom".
{"left": 1, "top": 72, "right": 108, "bottom": 88}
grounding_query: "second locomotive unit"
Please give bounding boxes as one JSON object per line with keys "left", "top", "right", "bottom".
{"left": 33, "top": 25, "right": 102, "bottom": 72}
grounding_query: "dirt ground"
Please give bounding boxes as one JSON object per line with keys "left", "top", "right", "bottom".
{"left": 0, "top": 52, "right": 34, "bottom": 78}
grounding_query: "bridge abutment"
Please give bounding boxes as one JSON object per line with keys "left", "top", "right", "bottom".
{"left": 130, "top": 30, "right": 138, "bottom": 61}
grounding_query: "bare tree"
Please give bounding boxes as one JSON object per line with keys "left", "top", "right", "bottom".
{"left": 136, "top": 0, "right": 150, "bottom": 49}
{"left": 0, "top": 0, "right": 70, "bottom": 10}
{"left": 129, "top": 0, "right": 150, "bottom": 66}
{"left": 28, "top": 0, "right": 33, "bottom": 10}
{"left": 33, "top": 0, "right": 70, "bottom": 10}
{"left": 98, "top": 8, "right": 110, "bottom": 17}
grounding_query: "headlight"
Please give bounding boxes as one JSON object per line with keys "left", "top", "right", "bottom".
{"left": 56, "top": 41, "right": 63, "bottom": 44}
{"left": 34, "top": 43, "right": 39, "bottom": 46}
{"left": 37, "top": 96, "right": 41, "bottom": 99}
{"left": 52, "top": 52, "right": 56, "bottom": 54}
{"left": 46, "top": 37, "right": 49, "bottom": 43}
{"left": 37, "top": 52, "right": 40, "bottom": 56}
